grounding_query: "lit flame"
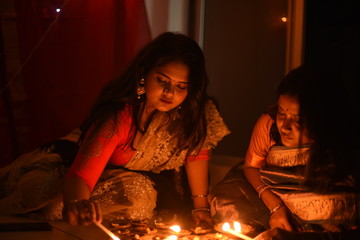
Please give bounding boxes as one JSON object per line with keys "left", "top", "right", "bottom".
{"left": 222, "top": 222, "right": 230, "bottom": 231}
{"left": 281, "top": 17, "right": 287, "bottom": 22}
{"left": 234, "top": 221, "right": 241, "bottom": 232}
{"left": 168, "top": 235, "right": 178, "bottom": 240}
{"left": 221, "top": 222, "right": 253, "bottom": 240}
{"left": 170, "top": 225, "right": 181, "bottom": 233}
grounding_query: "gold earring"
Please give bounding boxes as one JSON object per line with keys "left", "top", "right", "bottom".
{"left": 137, "top": 78, "right": 145, "bottom": 99}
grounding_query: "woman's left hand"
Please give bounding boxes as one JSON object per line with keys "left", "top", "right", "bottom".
{"left": 192, "top": 209, "right": 214, "bottom": 227}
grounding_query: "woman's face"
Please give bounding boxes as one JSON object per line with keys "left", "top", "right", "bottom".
{"left": 276, "top": 94, "right": 313, "bottom": 147}
{"left": 144, "top": 61, "right": 189, "bottom": 113}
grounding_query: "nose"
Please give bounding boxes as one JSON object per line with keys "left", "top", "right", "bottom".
{"left": 281, "top": 118, "right": 292, "bottom": 131}
{"left": 163, "top": 83, "right": 174, "bottom": 96}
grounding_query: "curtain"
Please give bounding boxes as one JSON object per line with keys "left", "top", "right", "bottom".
{"left": 0, "top": 0, "right": 151, "bottom": 166}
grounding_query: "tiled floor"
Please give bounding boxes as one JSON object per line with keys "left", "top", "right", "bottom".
{"left": 0, "top": 214, "right": 111, "bottom": 240}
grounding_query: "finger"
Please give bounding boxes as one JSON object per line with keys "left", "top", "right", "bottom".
{"left": 206, "top": 217, "right": 214, "bottom": 226}
{"left": 192, "top": 214, "right": 200, "bottom": 226}
{"left": 83, "top": 200, "right": 96, "bottom": 221}
{"left": 282, "top": 220, "right": 294, "bottom": 232}
{"left": 78, "top": 201, "right": 92, "bottom": 225}
{"left": 93, "top": 202, "right": 102, "bottom": 222}
{"left": 65, "top": 204, "right": 80, "bottom": 226}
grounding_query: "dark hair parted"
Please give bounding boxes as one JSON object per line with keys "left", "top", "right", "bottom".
{"left": 79, "top": 32, "right": 211, "bottom": 154}
{"left": 270, "top": 64, "right": 360, "bottom": 192}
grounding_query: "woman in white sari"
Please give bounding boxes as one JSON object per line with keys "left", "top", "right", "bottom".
{"left": 0, "top": 32, "right": 230, "bottom": 227}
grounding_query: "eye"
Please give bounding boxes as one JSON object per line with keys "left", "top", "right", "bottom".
{"left": 157, "top": 77, "right": 168, "bottom": 84}
{"left": 176, "top": 84, "right": 188, "bottom": 90}
{"left": 276, "top": 112, "right": 286, "bottom": 119}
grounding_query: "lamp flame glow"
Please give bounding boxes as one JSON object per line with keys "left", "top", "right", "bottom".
{"left": 168, "top": 235, "right": 178, "bottom": 240}
{"left": 234, "top": 221, "right": 241, "bottom": 232}
{"left": 170, "top": 225, "right": 181, "bottom": 233}
{"left": 222, "top": 222, "right": 230, "bottom": 231}
{"left": 221, "top": 222, "right": 253, "bottom": 240}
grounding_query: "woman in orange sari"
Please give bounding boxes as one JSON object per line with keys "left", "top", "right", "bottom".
{"left": 210, "top": 65, "right": 360, "bottom": 239}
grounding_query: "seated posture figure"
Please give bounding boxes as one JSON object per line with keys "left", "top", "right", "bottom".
{"left": 209, "top": 65, "right": 360, "bottom": 239}
{"left": 0, "top": 32, "right": 230, "bottom": 227}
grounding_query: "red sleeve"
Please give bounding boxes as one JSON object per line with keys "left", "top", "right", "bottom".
{"left": 66, "top": 107, "right": 132, "bottom": 191}
{"left": 186, "top": 149, "right": 210, "bottom": 162}
{"left": 245, "top": 114, "right": 274, "bottom": 168}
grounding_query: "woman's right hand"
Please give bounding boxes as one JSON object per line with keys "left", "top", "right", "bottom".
{"left": 269, "top": 205, "right": 294, "bottom": 231}
{"left": 62, "top": 199, "right": 102, "bottom": 226}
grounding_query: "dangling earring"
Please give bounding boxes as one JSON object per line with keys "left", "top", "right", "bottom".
{"left": 137, "top": 78, "right": 145, "bottom": 99}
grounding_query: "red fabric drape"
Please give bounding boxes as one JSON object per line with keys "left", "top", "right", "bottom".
{"left": 0, "top": 0, "right": 150, "bottom": 165}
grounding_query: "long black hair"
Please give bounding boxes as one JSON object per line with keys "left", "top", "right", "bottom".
{"left": 79, "top": 32, "right": 210, "bottom": 154}
{"left": 270, "top": 65, "right": 360, "bottom": 192}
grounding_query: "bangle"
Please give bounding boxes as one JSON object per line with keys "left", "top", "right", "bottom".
{"left": 256, "top": 184, "right": 267, "bottom": 191}
{"left": 191, "top": 194, "right": 208, "bottom": 199}
{"left": 258, "top": 186, "right": 270, "bottom": 198}
{"left": 191, "top": 207, "right": 210, "bottom": 214}
{"left": 64, "top": 199, "right": 79, "bottom": 208}
{"left": 270, "top": 202, "right": 283, "bottom": 215}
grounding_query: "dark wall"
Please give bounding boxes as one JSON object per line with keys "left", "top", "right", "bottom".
{"left": 304, "top": 0, "right": 360, "bottom": 106}
{"left": 203, "top": 0, "right": 288, "bottom": 158}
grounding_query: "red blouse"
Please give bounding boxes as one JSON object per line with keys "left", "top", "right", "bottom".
{"left": 67, "top": 105, "right": 209, "bottom": 191}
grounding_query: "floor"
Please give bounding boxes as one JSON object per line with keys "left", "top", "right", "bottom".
{"left": 0, "top": 214, "right": 111, "bottom": 240}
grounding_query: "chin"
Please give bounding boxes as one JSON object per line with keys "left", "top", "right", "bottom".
{"left": 156, "top": 105, "right": 174, "bottom": 112}
{"left": 281, "top": 139, "right": 298, "bottom": 148}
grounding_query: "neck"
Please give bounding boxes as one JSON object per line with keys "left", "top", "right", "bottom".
{"left": 140, "top": 102, "right": 155, "bottom": 132}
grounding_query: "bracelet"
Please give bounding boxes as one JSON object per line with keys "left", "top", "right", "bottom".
{"left": 64, "top": 199, "right": 79, "bottom": 208}
{"left": 191, "top": 207, "right": 210, "bottom": 214}
{"left": 270, "top": 202, "right": 283, "bottom": 215}
{"left": 258, "top": 186, "right": 270, "bottom": 198}
{"left": 191, "top": 194, "right": 208, "bottom": 199}
{"left": 256, "top": 184, "right": 267, "bottom": 191}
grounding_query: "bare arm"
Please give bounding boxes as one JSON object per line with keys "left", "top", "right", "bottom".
{"left": 185, "top": 160, "right": 213, "bottom": 226}
{"left": 243, "top": 161, "right": 293, "bottom": 231}
{"left": 62, "top": 175, "right": 101, "bottom": 225}
{"left": 63, "top": 175, "right": 91, "bottom": 202}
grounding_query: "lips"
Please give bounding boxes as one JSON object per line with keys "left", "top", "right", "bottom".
{"left": 160, "top": 98, "right": 172, "bottom": 104}
{"left": 280, "top": 132, "right": 292, "bottom": 140}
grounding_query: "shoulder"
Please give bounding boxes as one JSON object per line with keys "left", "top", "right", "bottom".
{"left": 204, "top": 99, "right": 221, "bottom": 119}
{"left": 245, "top": 113, "right": 274, "bottom": 166}
{"left": 250, "top": 113, "right": 274, "bottom": 146}
{"left": 254, "top": 113, "right": 274, "bottom": 132}
{"left": 202, "top": 99, "right": 230, "bottom": 149}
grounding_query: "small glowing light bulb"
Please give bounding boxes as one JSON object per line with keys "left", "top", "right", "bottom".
{"left": 56, "top": 8, "right": 61, "bottom": 13}
{"left": 281, "top": 17, "right": 287, "bottom": 22}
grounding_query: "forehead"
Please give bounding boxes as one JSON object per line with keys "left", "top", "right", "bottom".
{"left": 278, "top": 94, "right": 300, "bottom": 114}
{"left": 152, "top": 61, "right": 189, "bottom": 82}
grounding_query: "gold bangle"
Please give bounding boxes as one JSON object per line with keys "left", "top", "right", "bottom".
{"left": 258, "top": 186, "right": 270, "bottom": 198}
{"left": 191, "top": 194, "right": 208, "bottom": 199}
{"left": 270, "top": 202, "right": 283, "bottom": 215}
{"left": 191, "top": 207, "right": 210, "bottom": 214}
{"left": 64, "top": 199, "right": 79, "bottom": 207}
{"left": 256, "top": 184, "right": 267, "bottom": 191}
